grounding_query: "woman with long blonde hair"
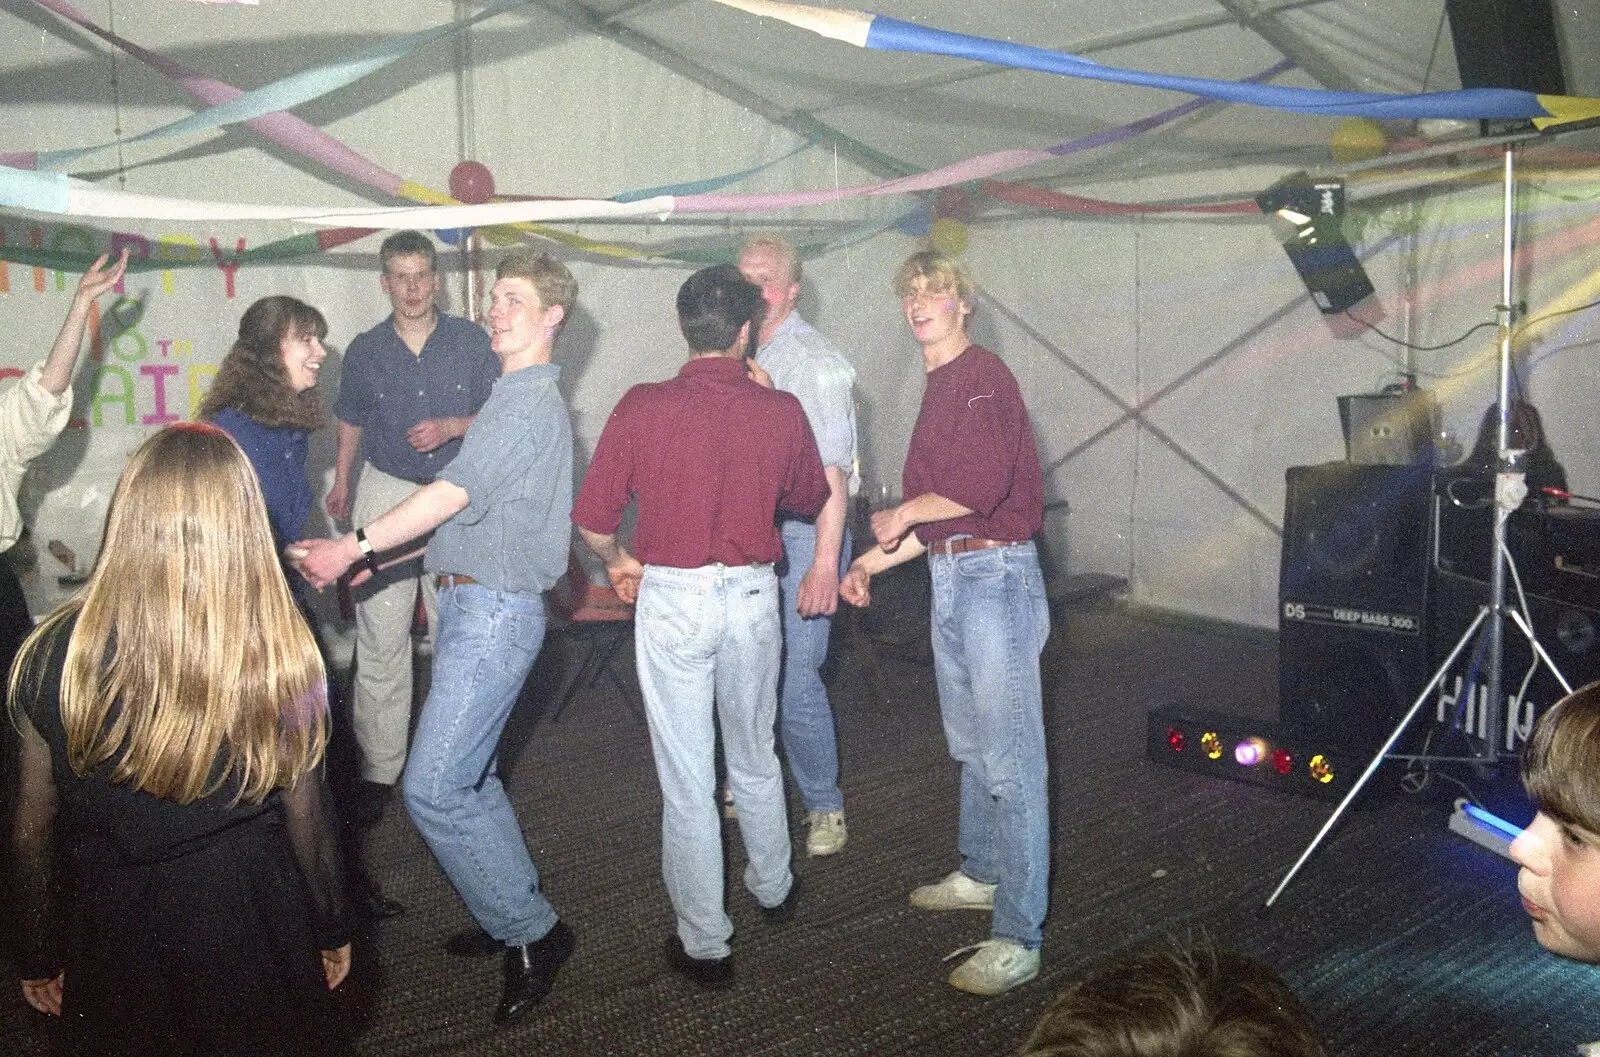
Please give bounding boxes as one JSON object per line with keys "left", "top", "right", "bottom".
{"left": 9, "top": 424, "right": 351, "bottom": 1057}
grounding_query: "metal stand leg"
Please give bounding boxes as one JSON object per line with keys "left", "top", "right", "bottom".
{"left": 1264, "top": 605, "right": 1489, "bottom": 908}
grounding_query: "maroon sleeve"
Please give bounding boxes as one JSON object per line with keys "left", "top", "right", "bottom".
{"left": 571, "top": 390, "right": 638, "bottom": 535}
{"left": 776, "top": 396, "right": 829, "bottom": 520}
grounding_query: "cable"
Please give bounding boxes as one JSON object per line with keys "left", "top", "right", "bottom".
{"left": 1345, "top": 313, "right": 1499, "bottom": 351}
{"left": 1345, "top": 299, "right": 1599, "bottom": 357}
{"left": 1520, "top": 297, "right": 1600, "bottom": 331}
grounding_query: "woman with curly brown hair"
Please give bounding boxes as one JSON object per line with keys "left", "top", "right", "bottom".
{"left": 199, "top": 295, "right": 329, "bottom": 552}
{"left": 9, "top": 425, "right": 351, "bottom": 1057}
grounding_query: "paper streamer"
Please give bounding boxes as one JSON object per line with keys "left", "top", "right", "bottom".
{"left": 710, "top": 0, "right": 1600, "bottom": 125}
{"left": 674, "top": 61, "right": 1291, "bottom": 214}
{"left": 23, "top": 0, "right": 538, "bottom": 173}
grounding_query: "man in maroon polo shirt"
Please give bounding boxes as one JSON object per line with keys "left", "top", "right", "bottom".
{"left": 841, "top": 251, "right": 1050, "bottom": 997}
{"left": 573, "top": 265, "right": 828, "bottom": 989}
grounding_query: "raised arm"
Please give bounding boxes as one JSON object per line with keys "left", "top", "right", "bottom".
{"left": 38, "top": 251, "right": 128, "bottom": 397}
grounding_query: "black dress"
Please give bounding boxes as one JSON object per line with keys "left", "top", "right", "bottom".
{"left": 10, "top": 617, "right": 351, "bottom": 1057}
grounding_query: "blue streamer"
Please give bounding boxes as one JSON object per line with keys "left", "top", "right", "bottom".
{"left": 865, "top": 16, "right": 1552, "bottom": 121}
{"left": 614, "top": 140, "right": 817, "bottom": 203}
{"left": 0, "top": 165, "right": 70, "bottom": 213}
{"left": 31, "top": 0, "right": 538, "bottom": 172}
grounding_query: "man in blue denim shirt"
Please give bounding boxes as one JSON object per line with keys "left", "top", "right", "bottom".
{"left": 294, "top": 252, "right": 577, "bottom": 1025}
{"left": 738, "top": 235, "right": 859, "bottom": 858}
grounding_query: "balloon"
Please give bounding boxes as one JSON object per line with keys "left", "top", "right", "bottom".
{"left": 448, "top": 160, "right": 496, "bottom": 205}
{"left": 929, "top": 217, "right": 968, "bottom": 256}
{"left": 933, "top": 186, "right": 972, "bottom": 220}
{"left": 1330, "top": 118, "right": 1385, "bottom": 163}
{"left": 896, "top": 202, "right": 932, "bottom": 237}
{"left": 436, "top": 227, "right": 468, "bottom": 245}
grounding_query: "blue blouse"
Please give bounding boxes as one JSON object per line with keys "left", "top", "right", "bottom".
{"left": 211, "top": 406, "right": 313, "bottom": 548}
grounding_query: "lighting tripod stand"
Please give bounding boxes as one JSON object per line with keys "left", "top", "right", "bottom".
{"left": 1264, "top": 142, "right": 1573, "bottom": 909}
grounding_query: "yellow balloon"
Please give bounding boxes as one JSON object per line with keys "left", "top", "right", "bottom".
{"left": 929, "top": 216, "right": 968, "bottom": 256}
{"left": 1330, "top": 117, "right": 1386, "bottom": 163}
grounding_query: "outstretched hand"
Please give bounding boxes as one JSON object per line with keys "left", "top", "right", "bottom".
{"left": 75, "top": 250, "right": 128, "bottom": 305}
{"left": 287, "top": 538, "right": 353, "bottom": 591}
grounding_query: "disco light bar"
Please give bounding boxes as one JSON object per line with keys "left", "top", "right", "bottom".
{"left": 1146, "top": 705, "right": 1362, "bottom": 800}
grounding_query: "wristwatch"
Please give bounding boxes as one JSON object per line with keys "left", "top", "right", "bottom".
{"left": 354, "top": 528, "right": 381, "bottom": 577}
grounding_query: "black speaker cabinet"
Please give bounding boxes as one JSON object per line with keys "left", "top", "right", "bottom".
{"left": 1446, "top": 0, "right": 1567, "bottom": 95}
{"left": 1430, "top": 489, "right": 1600, "bottom": 752}
{"left": 1430, "top": 572, "right": 1600, "bottom": 754}
{"left": 1279, "top": 463, "right": 1435, "bottom": 748}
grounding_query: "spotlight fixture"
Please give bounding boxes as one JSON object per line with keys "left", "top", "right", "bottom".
{"left": 1255, "top": 171, "right": 1375, "bottom": 314}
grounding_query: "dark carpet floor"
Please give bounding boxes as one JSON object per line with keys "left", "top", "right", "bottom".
{"left": 5, "top": 586, "right": 1598, "bottom": 1055}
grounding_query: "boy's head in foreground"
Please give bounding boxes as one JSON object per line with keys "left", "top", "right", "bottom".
{"left": 1513, "top": 681, "right": 1600, "bottom": 962}
{"left": 1019, "top": 939, "right": 1326, "bottom": 1057}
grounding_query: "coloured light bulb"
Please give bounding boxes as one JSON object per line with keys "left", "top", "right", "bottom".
{"left": 1234, "top": 738, "right": 1266, "bottom": 767}
{"left": 1167, "top": 727, "right": 1186, "bottom": 752}
{"left": 1308, "top": 754, "right": 1335, "bottom": 784}
{"left": 1201, "top": 731, "right": 1223, "bottom": 760}
{"left": 1271, "top": 748, "right": 1293, "bottom": 775}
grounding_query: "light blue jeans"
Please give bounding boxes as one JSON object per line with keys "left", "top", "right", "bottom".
{"left": 402, "top": 582, "right": 558, "bottom": 947}
{"left": 775, "top": 518, "right": 851, "bottom": 813}
{"left": 635, "top": 563, "right": 792, "bottom": 961}
{"left": 928, "top": 540, "right": 1051, "bottom": 950}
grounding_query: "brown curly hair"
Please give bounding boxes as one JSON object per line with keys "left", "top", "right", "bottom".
{"left": 199, "top": 296, "right": 328, "bottom": 431}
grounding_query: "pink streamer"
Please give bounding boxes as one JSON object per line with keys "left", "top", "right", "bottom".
{"left": 676, "top": 149, "right": 1053, "bottom": 213}
{"left": 26, "top": 0, "right": 404, "bottom": 194}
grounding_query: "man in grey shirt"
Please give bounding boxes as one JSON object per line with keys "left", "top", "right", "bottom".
{"left": 294, "top": 252, "right": 577, "bottom": 1025}
{"left": 738, "top": 235, "right": 859, "bottom": 857}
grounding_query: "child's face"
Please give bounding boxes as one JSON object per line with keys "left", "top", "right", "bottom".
{"left": 1510, "top": 810, "right": 1600, "bottom": 962}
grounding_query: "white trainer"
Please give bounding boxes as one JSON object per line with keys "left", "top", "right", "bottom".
{"left": 805, "top": 811, "right": 848, "bottom": 857}
{"left": 908, "top": 870, "right": 996, "bottom": 911}
{"left": 944, "top": 939, "right": 1040, "bottom": 996}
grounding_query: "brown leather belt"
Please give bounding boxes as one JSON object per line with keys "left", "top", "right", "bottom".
{"left": 933, "top": 537, "right": 1021, "bottom": 557}
{"left": 436, "top": 573, "right": 479, "bottom": 588}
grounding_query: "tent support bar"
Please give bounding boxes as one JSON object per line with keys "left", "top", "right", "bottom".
{"left": 979, "top": 288, "right": 1283, "bottom": 538}
{"left": 544, "top": 0, "right": 916, "bottom": 179}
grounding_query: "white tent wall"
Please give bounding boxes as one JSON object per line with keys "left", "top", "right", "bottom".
{"left": 0, "top": 1, "right": 1596, "bottom": 637}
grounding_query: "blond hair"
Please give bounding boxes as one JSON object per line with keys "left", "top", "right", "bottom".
{"left": 739, "top": 234, "right": 801, "bottom": 283}
{"left": 496, "top": 251, "right": 578, "bottom": 320}
{"left": 9, "top": 424, "right": 328, "bottom": 805}
{"left": 893, "top": 250, "right": 974, "bottom": 302}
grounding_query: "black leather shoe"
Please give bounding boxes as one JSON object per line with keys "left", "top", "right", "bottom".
{"left": 445, "top": 926, "right": 501, "bottom": 958}
{"left": 664, "top": 934, "right": 733, "bottom": 990}
{"left": 359, "top": 887, "right": 407, "bottom": 920}
{"left": 760, "top": 876, "right": 802, "bottom": 925}
{"left": 495, "top": 921, "right": 576, "bottom": 1024}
